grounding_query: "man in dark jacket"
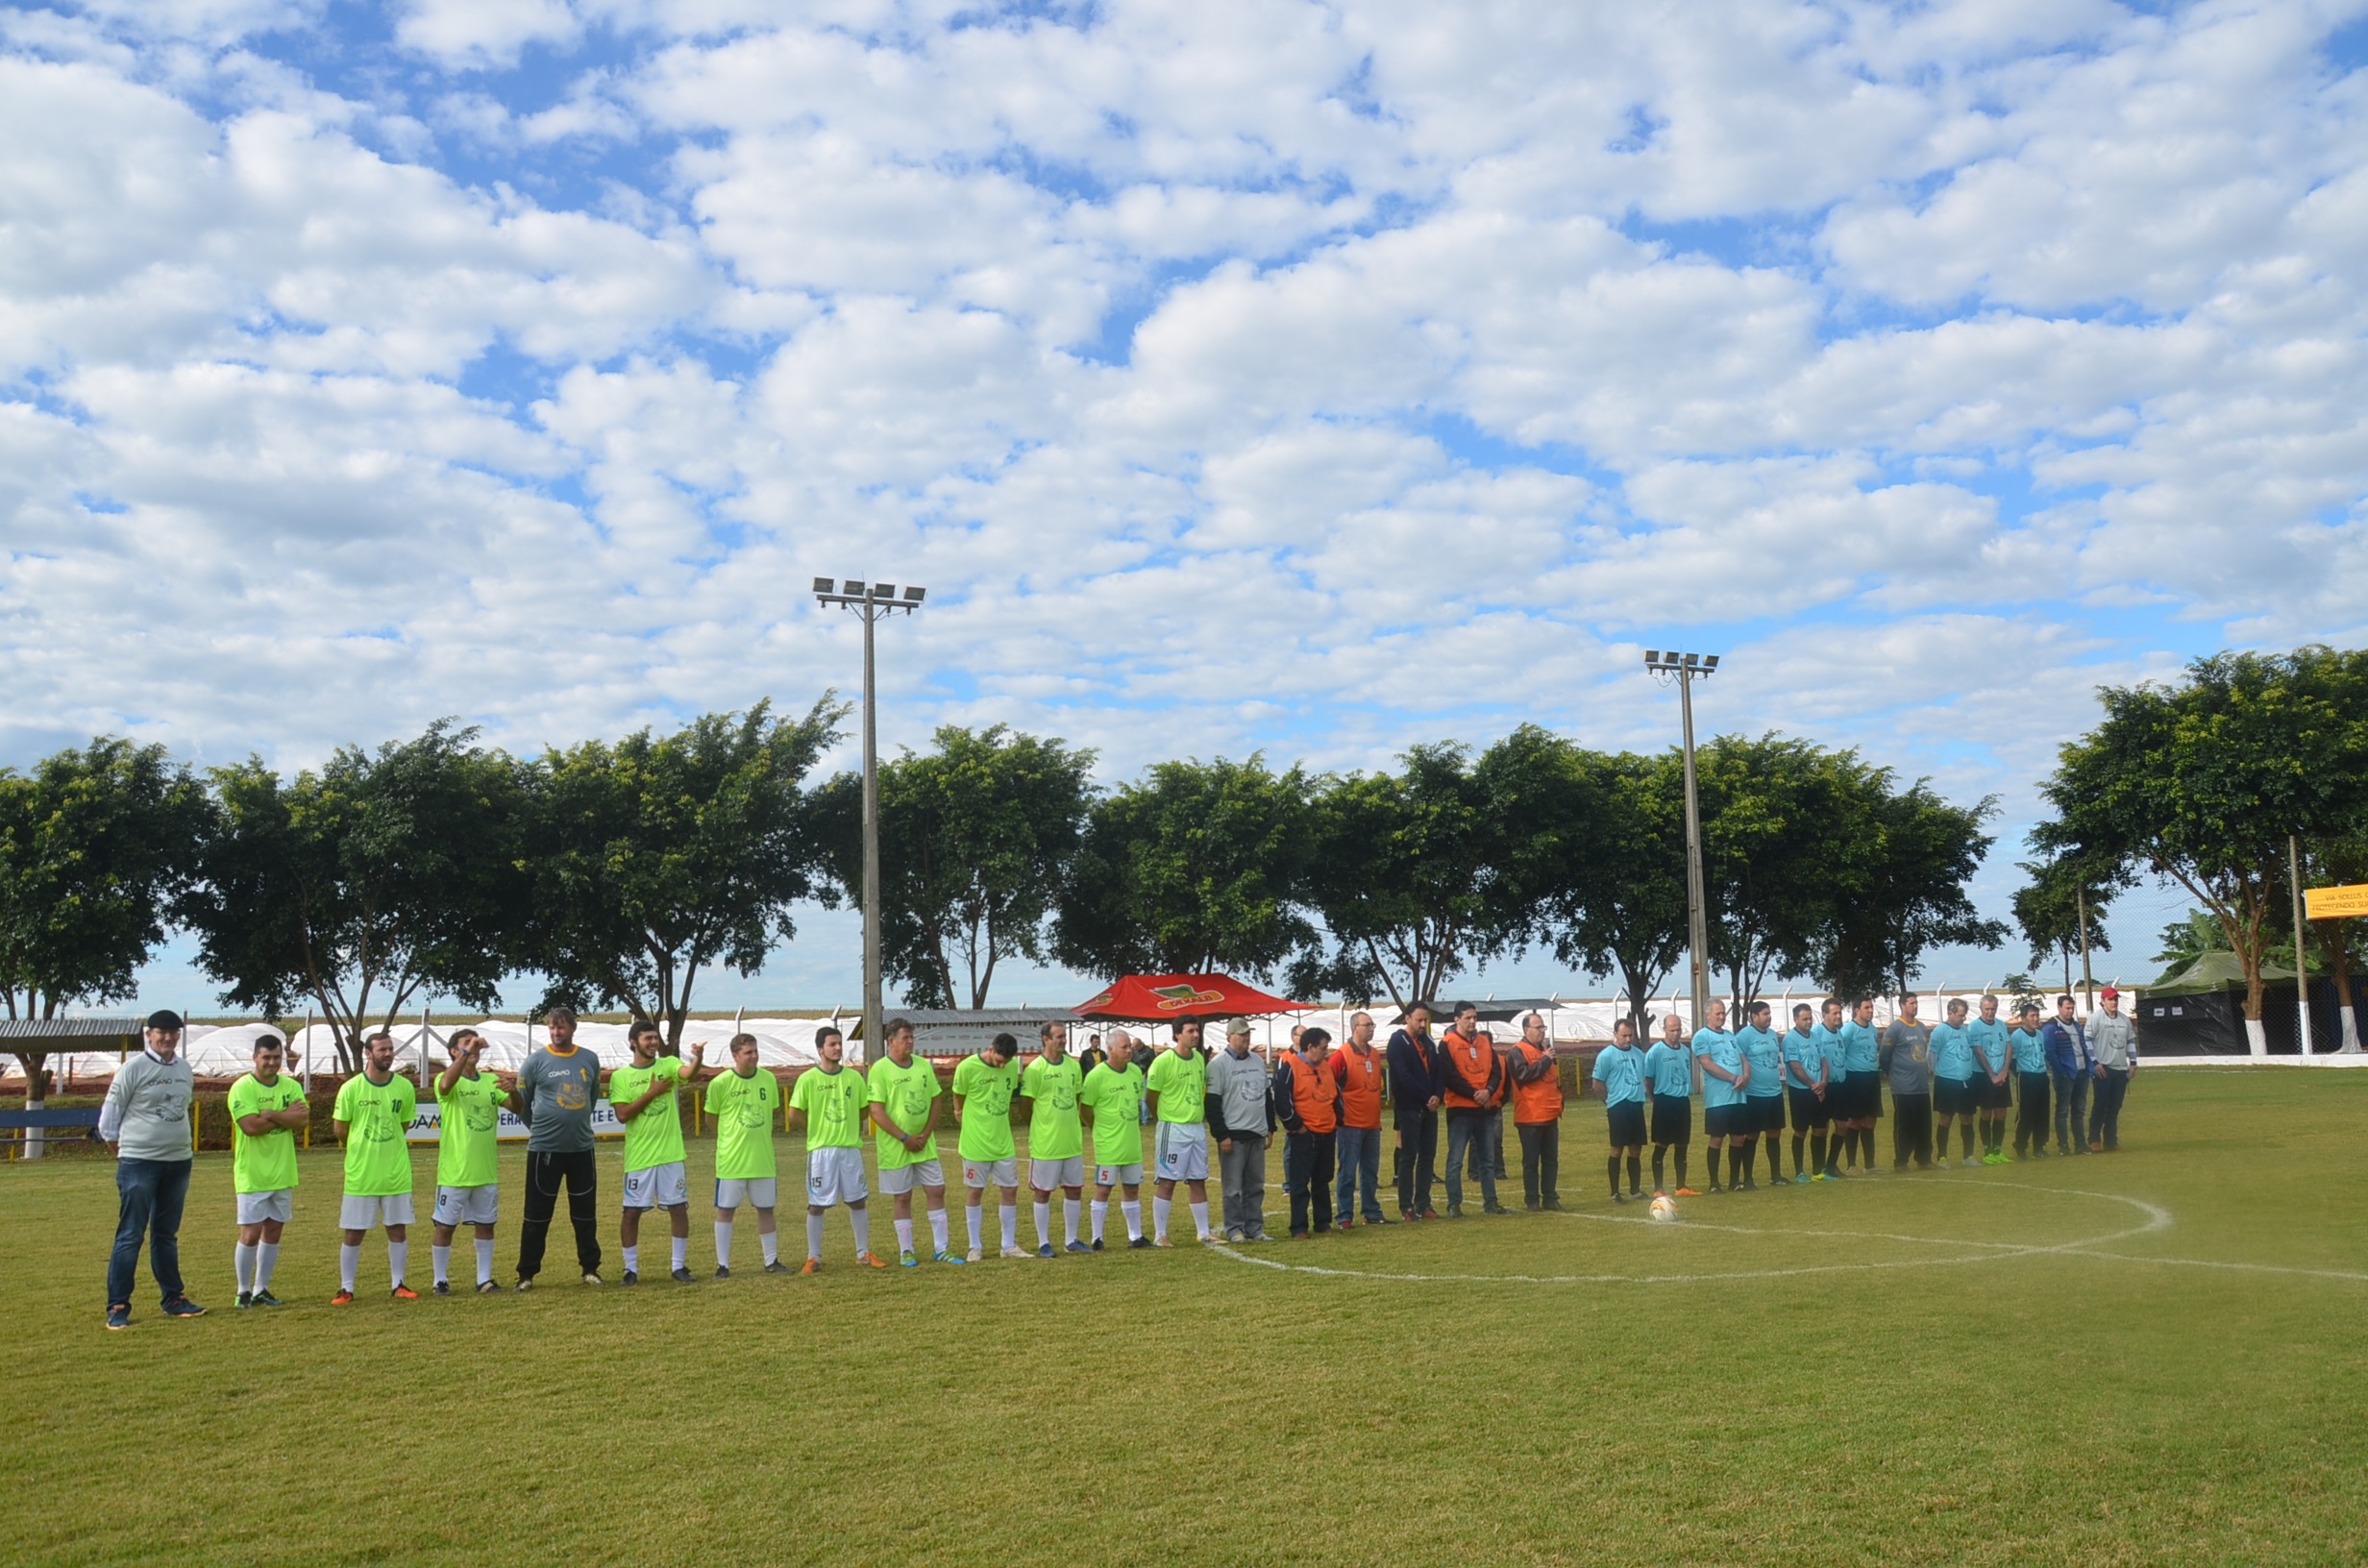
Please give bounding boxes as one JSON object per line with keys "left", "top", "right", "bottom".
{"left": 1386, "top": 1003, "right": 1443, "bottom": 1221}
{"left": 2040, "top": 996, "right": 2091, "bottom": 1156}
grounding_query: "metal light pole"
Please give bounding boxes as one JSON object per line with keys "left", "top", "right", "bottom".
{"left": 813, "top": 577, "right": 926, "bottom": 1064}
{"left": 1645, "top": 649, "right": 1719, "bottom": 1029}
{"left": 2291, "top": 833, "right": 2313, "bottom": 1056}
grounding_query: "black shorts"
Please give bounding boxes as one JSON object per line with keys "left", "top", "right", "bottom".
{"left": 1650, "top": 1093, "right": 1692, "bottom": 1146}
{"left": 1787, "top": 1083, "right": 1830, "bottom": 1129}
{"left": 1748, "top": 1094, "right": 1786, "bottom": 1133}
{"left": 1842, "top": 1070, "right": 1881, "bottom": 1120}
{"left": 1935, "top": 1076, "right": 1977, "bottom": 1116}
{"left": 1606, "top": 1100, "right": 1647, "bottom": 1148}
{"left": 2018, "top": 1069, "right": 2050, "bottom": 1105}
{"left": 1703, "top": 1103, "right": 1743, "bottom": 1139}
{"left": 1980, "top": 1073, "right": 2015, "bottom": 1111}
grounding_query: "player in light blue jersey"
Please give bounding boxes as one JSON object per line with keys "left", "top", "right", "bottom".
{"left": 1810, "top": 999, "right": 1849, "bottom": 1180}
{"left": 1641, "top": 1014, "right": 1696, "bottom": 1196}
{"left": 1967, "top": 993, "right": 2015, "bottom": 1165}
{"left": 1929, "top": 997, "right": 1979, "bottom": 1165}
{"left": 1693, "top": 1000, "right": 1744, "bottom": 1193}
{"left": 1736, "top": 1000, "right": 1787, "bottom": 1188}
{"left": 1590, "top": 1017, "right": 1648, "bottom": 1203}
{"left": 1838, "top": 997, "right": 1884, "bottom": 1175}
{"left": 1782, "top": 1003, "right": 1828, "bottom": 1186}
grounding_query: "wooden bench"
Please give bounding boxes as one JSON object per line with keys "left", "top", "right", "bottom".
{"left": 0, "top": 1106, "right": 103, "bottom": 1158}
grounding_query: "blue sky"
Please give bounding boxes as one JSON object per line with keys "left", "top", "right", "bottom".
{"left": 4, "top": 0, "right": 2365, "bottom": 1014}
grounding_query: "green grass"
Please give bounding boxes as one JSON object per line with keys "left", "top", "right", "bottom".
{"left": 9, "top": 1069, "right": 2368, "bottom": 1565}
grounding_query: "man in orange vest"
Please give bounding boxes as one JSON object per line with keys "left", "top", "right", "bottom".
{"left": 1272, "top": 1025, "right": 1340, "bottom": 1237}
{"left": 1329, "top": 1011, "right": 1388, "bottom": 1229}
{"left": 1508, "top": 1011, "right": 1565, "bottom": 1210}
{"left": 1439, "top": 1001, "right": 1507, "bottom": 1216}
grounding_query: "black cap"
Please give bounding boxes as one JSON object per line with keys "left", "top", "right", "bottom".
{"left": 144, "top": 1009, "right": 184, "bottom": 1032}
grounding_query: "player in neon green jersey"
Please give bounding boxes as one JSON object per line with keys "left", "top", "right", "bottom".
{"left": 1079, "top": 1031, "right": 1149, "bottom": 1249}
{"left": 612, "top": 1019, "right": 707, "bottom": 1284}
{"left": 869, "top": 1018, "right": 960, "bottom": 1266}
{"left": 332, "top": 1030, "right": 419, "bottom": 1304}
{"left": 430, "top": 1028, "right": 506, "bottom": 1294}
{"left": 1145, "top": 1021, "right": 1215, "bottom": 1245}
{"left": 1019, "top": 1019, "right": 1087, "bottom": 1256}
{"left": 228, "top": 1032, "right": 306, "bottom": 1308}
{"left": 703, "top": 1033, "right": 787, "bottom": 1275}
{"left": 789, "top": 1024, "right": 887, "bottom": 1271}
{"left": 953, "top": 1032, "right": 1025, "bottom": 1262}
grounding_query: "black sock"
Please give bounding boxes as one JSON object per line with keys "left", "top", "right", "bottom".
{"left": 1627, "top": 1153, "right": 1641, "bottom": 1194}
{"left": 1811, "top": 1132, "right": 1827, "bottom": 1174}
{"left": 1791, "top": 1133, "right": 1806, "bottom": 1175}
{"left": 1741, "top": 1140, "right": 1758, "bottom": 1183}
{"left": 1728, "top": 1144, "right": 1743, "bottom": 1185}
{"left": 1961, "top": 1122, "right": 1975, "bottom": 1158}
{"left": 1860, "top": 1127, "right": 1875, "bottom": 1166}
{"left": 1652, "top": 1147, "right": 1666, "bottom": 1190}
{"left": 1608, "top": 1155, "right": 1621, "bottom": 1198}
{"left": 1676, "top": 1148, "right": 1689, "bottom": 1189}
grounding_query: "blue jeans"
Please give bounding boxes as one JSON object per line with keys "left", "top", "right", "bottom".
{"left": 1444, "top": 1114, "right": 1497, "bottom": 1211}
{"left": 2088, "top": 1068, "right": 2130, "bottom": 1149}
{"left": 2051, "top": 1066, "right": 2089, "bottom": 1152}
{"left": 109, "top": 1157, "right": 191, "bottom": 1307}
{"left": 1334, "top": 1125, "right": 1383, "bottom": 1221}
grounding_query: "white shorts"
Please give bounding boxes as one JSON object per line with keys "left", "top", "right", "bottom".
{"left": 1154, "top": 1122, "right": 1210, "bottom": 1181}
{"left": 235, "top": 1189, "right": 293, "bottom": 1225}
{"left": 1030, "top": 1155, "right": 1086, "bottom": 1191}
{"left": 622, "top": 1162, "right": 689, "bottom": 1211}
{"left": 877, "top": 1158, "right": 946, "bottom": 1195}
{"left": 715, "top": 1177, "right": 777, "bottom": 1211}
{"left": 1094, "top": 1162, "right": 1145, "bottom": 1188}
{"left": 962, "top": 1157, "right": 1020, "bottom": 1188}
{"left": 339, "top": 1192, "right": 414, "bottom": 1229}
{"left": 805, "top": 1147, "right": 868, "bottom": 1207}
{"left": 432, "top": 1184, "right": 499, "bottom": 1227}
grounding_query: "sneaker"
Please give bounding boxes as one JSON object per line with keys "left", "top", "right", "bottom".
{"left": 1038, "top": 1243, "right": 1056, "bottom": 1259}
{"left": 1337, "top": 1218, "right": 1356, "bottom": 1232}
{"left": 1674, "top": 1188, "right": 1701, "bottom": 1197}
{"left": 1446, "top": 1205, "right": 1465, "bottom": 1218}
{"left": 934, "top": 1250, "right": 966, "bottom": 1265}
{"left": 1481, "top": 1203, "right": 1510, "bottom": 1215}
{"left": 1612, "top": 1191, "right": 1628, "bottom": 1204}
{"left": 161, "top": 1295, "right": 207, "bottom": 1318}
{"left": 513, "top": 1278, "right": 535, "bottom": 1292}
{"left": 1225, "top": 1227, "right": 1247, "bottom": 1243}
{"left": 391, "top": 1285, "right": 419, "bottom": 1300}
{"left": 714, "top": 1265, "right": 731, "bottom": 1279}
{"left": 474, "top": 1281, "right": 500, "bottom": 1294}
{"left": 1827, "top": 1167, "right": 1848, "bottom": 1179}
{"left": 900, "top": 1250, "right": 920, "bottom": 1268}
{"left": 857, "top": 1251, "right": 889, "bottom": 1269}
{"left": 235, "top": 1291, "right": 254, "bottom": 1310}
{"left": 1400, "top": 1210, "right": 1420, "bottom": 1223}
{"left": 764, "top": 1261, "right": 790, "bottom": 1273}
{"left": 1200, "top": 1233, "right": 1224, "bottom": 1246}
{"left": 1369, "top": 1213, "right": 1393, "bottom": 1224}
{"left": 432, "top": 1281, "right": 451, "bottom": 1296}
{"left": 671, "top": 1267, "right": 697, "bottom": 1284}
{"left": 1740, "top": 1180, "right": 1757, "bottom": 1191}
{"left": 104, "top": 1304, "right": 131, "bottom": 1331}
{"left": 621, "top": 1270, "right": 638, "bottom": 1286}
{"left": 1246, "top": 1231, "right": 1271, "bottom": 1242}
{"left": 581, "top": 1272, "right": 604, "bottom": 1286}
{"left": 1421, "top": 1209, "right": 1442, "bottom": 1220}
{"left": 1127, "top": 1237, "right": 1152, "bottom": 1250}
{"left": 1091, "top": 1238, "right": 1106, "bottom": 1251}
{"left": 253, "top": 1289, "right": 284, "bottom": 1307}
{"left": 1001, "top": 1246, "right": 1030, "bottom": 1261}
{"left": 1151, "top": 1237, "right": 1172, "bottom": 1248}
{"left": 966, "top": 1247, "right": 984, "bottom": 1263}
{"left": 802, "top": 1258, "right": 822, "bottom": 1275}
{"left": 1066, "top": 1240, "right": 1091, "bottom": 1254}
{"left": 331, "top": 1289, "right": 355, "bottom": 1306}
{"left": 2088, "top": 1139, "right": 2104, "bottom": 1153}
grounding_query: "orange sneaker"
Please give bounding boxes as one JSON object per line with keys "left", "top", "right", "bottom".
{"left": 856, "top": 1251, "right": 889, "bottom": 1269}
{"left": 800, "top": 1258, "right": 821, "bottom": 1275}
{"left": 390, "top": 1285, "right": 419, "bottom": 1300}
{"left": 1674, "top": 1188, "right": 1702, "bottom": 1197}
{"left": 330, "top": 1288, "right": 355, "bottom": 1306}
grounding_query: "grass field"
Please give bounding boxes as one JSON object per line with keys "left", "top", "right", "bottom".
{"left": 8, "top": 1067, "right": 2368, "bottom": 1566}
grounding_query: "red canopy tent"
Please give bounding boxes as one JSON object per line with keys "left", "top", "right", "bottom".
{"left": 1072, "top": 972, "right": 1312, "bottom": 1022}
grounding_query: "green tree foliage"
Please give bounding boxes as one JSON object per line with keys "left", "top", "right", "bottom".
{"left": 1053, "top": 755, "right": 1314, "bottom": 982}
{"left": 1814, "top": 779, "right": 2005, "bottom": 998}
{"left": 1525, "top": 747, "right": 1689, "bottom": 1033}
{"left": 0, "top": 738, "right": 208, "bottom": 1104}
{"left": 185, "top": 723, "right": 527, "bottom": 1072}
{"left": 2034, "top": 647, "right": 2368, "bottom": 1025}
{"left": 817, "top": 724, "right": 1094, "bottom": 1008}
{"left": 2010, "top": 853, "right": 2115, "bottom": 995}
{"left": 525, "top": 701, "right": 842, "bottom": 1047}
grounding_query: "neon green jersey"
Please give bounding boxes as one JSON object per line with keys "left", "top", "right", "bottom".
{"left": 951, "top": 1054, "right": 1020, "bottom": 1162}
{"left": 432, "top": 1070, "right": 505, "bottom": 1188}
{"left": 1019, "top": 1054, "right": 1083, "bottom": 1161}
{"left": 703, "top": 1067, "right": 780, "bottom": 1181}
{"left": 790, "top": 1064, "right": 869, "bottom": 1149}
{"left": 1146, "top": 1047, "right": 1208, "bottom": 1123}
{"left": 1079, "top": 1062, "right": 1146, "bottom": 1166}
{"left": 610, "top": 1058, "right": 685, "bottom": 1173}
{"left": 867, "top": 1056, "right": 940, "bottom": 1169}
{"left": 227, "top": 1071, "right": 303, "bottom": 1193}
{"left": 333, "top": 1073, "right": 418, "bottom": 1196}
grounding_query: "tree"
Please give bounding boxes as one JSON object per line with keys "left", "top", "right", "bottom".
{"left": 185, "top": 723, "right": 528, "bottom": 1072}
{"left": 525, "top": 701, "right": 843, "bottom": 1047}
{"left": 1530, "top": 748, "right": 1689, "bottom": 1034}
{"left": 817, "top": 724, "right": 1094, "bottom": 1008}
{"left": 2010, "top": 853, "right": 2116, "bottom": 996}
{"left": 1813, "top": 777, "right": 2006, "bottom": 997}
{"left": 2304, "top": 833, "right": 2368, "bottom": 1051}
{"left": 1053, "top": 756, "right": 1315, "bottom": 982}
{"left": 2033, "top": 648, "right": 2368, "bottom": 1049}
{"left": 0, "top": 739, "right": 208, "bottom": 1149}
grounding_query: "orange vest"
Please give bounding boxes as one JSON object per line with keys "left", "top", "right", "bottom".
{"left": 1290, "top": 1052, "right": 1338, "bottom": 1134}
{"left": 1513, "top": 1041, "right": 1565, "bottom": 1124}
{"left": 1333, "top": 1045, "right": 1384, "bottom": 1129}
{"left": 1441, "top": 1031, "right": 1498, "bottom": 1110}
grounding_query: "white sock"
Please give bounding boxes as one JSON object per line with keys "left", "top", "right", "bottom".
{"left": 1091, "top": 1200, "right": 1108, "bottom": 1241}
{"left": 715, "top": 1220, "right": 734, "bottom": 1267}
{"left": 432, "top": 1243, "right": 451, "bottom": 1286}
{"left": 474, "top": 1238, "right": 494, "bottom": 1286}
{"left": 966, "top": 1202, "right": 984, "bottom": 1251}
{"left": 759, "top": 1229, "right": 778, "bottom": 1265}
{"left": 387, "top": 1239, "right": 407, "bottom": 1286}
{"left": 339, "top": 1242, "right": 359, "bottom": 1291}
{"left": 894, "top": 1217, "right": 914, "bottom": 1254}
{"left": 851, "top": 1208, "right": 871, "bottom": 1255}
{"left": 1122, "top": 1199, "right": 1142, "bottom": 1240}
{"left": 257, "top": 1241, "right": 279, "bottom": 1290}
{"left": 1189, "top": 1200, "right": 1209, "bottom": 1239}
{"left": 928, "top": 1209, "right": 950, "bottom": 1253}
{"left": 1000, "top": 1206, "right": 1018, "bottom": 1252}
{"left": 234, "top": 1242, "right": 257, "bottom": 1294}
{"left": 1153, "top": 1195, "right": 1171, "bottom": 1239}
{"left": 622, "top": 1244, "right": 639, "bottom": 1273}
{"left": 1065, "top": 1197, "right": 1080, "bottom": 1244}
{"left": 1033, "top": 1199, "right": 1053, "bottom": 1247}
{"left": 670, "top": 1235, "right": 687, "bottom": 1271}
{"left": 807, "top": 1213, "right": 826, "bottom": 1261}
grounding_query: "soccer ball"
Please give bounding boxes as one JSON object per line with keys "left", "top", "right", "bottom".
{"left": 1648, "top": 1195, "right": 1678, "bottom": 1223}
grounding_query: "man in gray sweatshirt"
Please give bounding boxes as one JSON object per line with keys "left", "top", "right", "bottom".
{"left": 2086, "top": 988, "right": 2138, "bottom": 1151}
{"left": 100, "top": 1010, "right": 206, "bottom": 1329}
{"left": 1205, "top": 1020, "right": 1274, "bottom": 1243}
{"left": 1880, "top": 995, "right": 1936, "bottom": 1171}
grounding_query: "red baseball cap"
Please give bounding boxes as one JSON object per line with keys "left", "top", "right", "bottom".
{"left": 2100, "top": 986, "right": 2120, "bottom": 1000}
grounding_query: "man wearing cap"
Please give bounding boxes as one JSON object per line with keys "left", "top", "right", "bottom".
{"left": 99, "top": 1009, "right": 207, "bottom": 1329}
{"left": 1205, "top": 1018, "right": 1275, "bottom": 1243}
{"left": 2086, "top": 987, "right": 2137, "bottom": 1151}
{"left": 2041, "top": 995, "right": 2092, "bottom": 1156}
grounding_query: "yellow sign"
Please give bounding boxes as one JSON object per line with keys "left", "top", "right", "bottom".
{"left": 2305, "top": 884, "right": 2368, "bottom": 919}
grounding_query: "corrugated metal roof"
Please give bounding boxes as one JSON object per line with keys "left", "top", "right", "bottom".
{"left": 0, "top": 1017, "right": 142, "bottom": 1042}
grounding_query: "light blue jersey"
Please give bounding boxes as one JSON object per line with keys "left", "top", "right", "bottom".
{"left": 1642, "top": 1041, "right": 1693, "bottom": 1099}
{"left": 1812, "top": 1021, "right": 1848, "bottom": 1082}
{"left": 2010, "top": 1025, "right": 2046, "bottom": 1074}
{"left": 1966, "top": 1017, "right": 2011, "bottom": 1077}
{"left": 1783, "top": 1028, "right": 1826, "bottom": 1090}
{"left": 1929, "top": 1020, "right": 1976, "bottom": 1081}
{"left": 1736, "top": 1024, "right": 1785, "bottom": 1098}
{"left": 1591, "top": 1044, "right": 1646, "bottom": 1107}
{"left": 1693, "top": 1028, "right": 1743, "bottom": 1108}
{"left": 1841, "top": 1018, "right": 1881, "bottom": 1074}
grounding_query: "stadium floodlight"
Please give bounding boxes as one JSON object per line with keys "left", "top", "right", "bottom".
{"left": 1644, "top": 649, "right": 1662, "bottom": 663}
{"left": 811, "top": 576, "right": 834, "bottom": 594}
{"left": 813, "top": 575, "right": 929, "bottom": 1063}
{"left": 1647, "top": 648, "right": 1722, "bottom": 1027}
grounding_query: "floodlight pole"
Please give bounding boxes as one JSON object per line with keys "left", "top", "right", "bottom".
{"left": 1645, "top": 650, "right": 1718, "bottom": 1029}
{"left": 2291, "top": 834, "right": 2312, "bottom": 1056}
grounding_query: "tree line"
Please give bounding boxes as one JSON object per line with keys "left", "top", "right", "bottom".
{"left": 0, "top": 698, "right": 2010, "bottom": 1102}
